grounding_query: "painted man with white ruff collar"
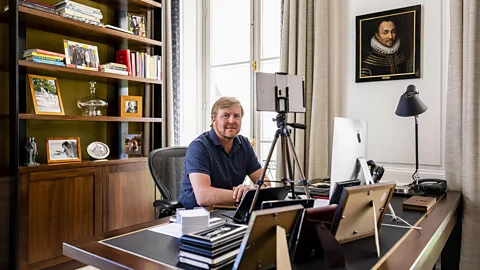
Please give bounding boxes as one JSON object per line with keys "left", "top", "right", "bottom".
{"left": 361, "top": 20, "right": 409, "bottom": 77}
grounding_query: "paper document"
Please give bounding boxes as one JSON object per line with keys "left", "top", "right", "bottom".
{"left": 149, "top": 217, "right": 224, "bottom": 238}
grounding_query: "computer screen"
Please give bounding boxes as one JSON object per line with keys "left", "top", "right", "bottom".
{"left": 329, "top": 117, "right": 368, "bottom": 199}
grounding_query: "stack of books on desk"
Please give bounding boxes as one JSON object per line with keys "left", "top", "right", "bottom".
{"left": 23, "top": 49, "right": 65, "bottom": 66}
{"left": 178, "top": 222, "right": 248, "bottom": 270}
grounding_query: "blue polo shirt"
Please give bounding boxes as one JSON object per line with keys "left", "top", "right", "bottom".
{"left": 178, "top": 128, "right": 262, "bottom": 209}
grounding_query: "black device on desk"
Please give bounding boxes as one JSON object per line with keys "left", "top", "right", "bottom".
{"left": 222, "top": 186, "right": 289, "bottom": 223}
{"left": 329, "top": 179, "right": 361, "bottom": 205}
{"left": 261, "top": 199, "right": 315, "bottom": 210}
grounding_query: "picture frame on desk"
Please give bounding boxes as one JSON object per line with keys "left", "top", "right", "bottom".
{"left": 120, "top": 95, "right": 143, "bottom": 117}
{"left": 64, "top": 39, "right": 100, "bottom": 71}
{"left": 28, "top": 74, "right": 65, "bottom": 115}
{"left": 46, "top": 137, "right": 82, "bottom": 163}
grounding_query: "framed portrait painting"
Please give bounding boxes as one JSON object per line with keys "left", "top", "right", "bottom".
{"left": 120, "top": 96, "right": 143, "bottom": 117}
{"left": 28, "top": 74, "right": 65, "bottom": 115}
{"left": 46, "top": 137, "right": 82, "bottom": 163}
{"left": 356, "top": 5, "right": 421, "bottom": 83}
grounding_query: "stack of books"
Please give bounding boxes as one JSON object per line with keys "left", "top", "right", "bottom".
{"left": 23, "top": 49, "right": 65, "bottom": 66}
{"left": 52, "top": 0, "right": 104, "bottom": 26}
{"left": 4, "top": 0, "right": 56, "bottom": 14}
{"left": 116, "top": 49, "right": 162, "bottom": 80}
{"left": 100, "top": 63, "right": 128, "bottom": 75}
{"left": 178, "top": 222, "right": 248, "bottom": 270}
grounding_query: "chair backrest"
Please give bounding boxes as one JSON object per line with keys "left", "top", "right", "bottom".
{"left": 148, "top": 146, "right": 187, "bottom": 201}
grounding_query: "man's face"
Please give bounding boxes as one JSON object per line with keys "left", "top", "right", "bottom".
{"left": 212, "top": 105, "right": 242, "bottom": 140}
{"left": 375, "top": 21, "right": 397, "bottom": 47}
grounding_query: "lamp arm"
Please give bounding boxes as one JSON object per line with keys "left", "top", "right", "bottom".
{"left": 412, "top": 116, "right": 420, "bottom": 187}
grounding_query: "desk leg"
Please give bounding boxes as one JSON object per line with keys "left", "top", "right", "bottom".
{"left": 440, "top": 200, "right": 462, "bottom": 270}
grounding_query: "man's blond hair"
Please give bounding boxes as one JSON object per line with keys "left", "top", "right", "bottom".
{"left": 210, "top": 97, "right": 244, "bottom": 127}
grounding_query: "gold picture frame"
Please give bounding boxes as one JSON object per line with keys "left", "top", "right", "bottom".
{"left": 46, "top": 137, "right": 82, "bottom": 164}
{"left": 120, "top": 96, "right": 143, "bottom": 117}
{"left": 28, "top": 74, "right": 65, "bottom": 115}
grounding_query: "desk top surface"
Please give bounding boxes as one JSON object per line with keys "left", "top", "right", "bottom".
{"left": 64, "top": 191, "right": 461, "bottom": 270}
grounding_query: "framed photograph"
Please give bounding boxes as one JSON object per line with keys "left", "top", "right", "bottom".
{"left": 64, "top": 39, "right": 100, "bottom": 71}
{"left": 120, "top": 96, "right": 143, "bottom": 117}
{"left": 125, "top": 134, "right": 142, "bottom": 155}
{"left": 28, "top": 75, "right": 65, "bottom": 115}
{"left": 127, "top": 13, "right": 146, "bottom": 37}
{"left": 46, "top": 137, "right": 82, "bottom": 163}
{"left": 87, "top": 141, "right": 110, "bottom": 160}
{"left": 356, "top": 5, "right": 421, "bottom": 83}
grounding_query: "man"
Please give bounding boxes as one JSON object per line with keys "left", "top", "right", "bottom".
{"left": 178, "top": 97, "right": 268, "bottom": 209}
{"left": 361, "top": 19, "right": 410, "bottom": 77}
{"left": 126, "top": 101, "right": 137, "bottom": 113}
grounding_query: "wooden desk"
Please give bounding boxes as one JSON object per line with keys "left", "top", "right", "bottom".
{"left": 63, "top": 191, "right": 461, "bottom": 270}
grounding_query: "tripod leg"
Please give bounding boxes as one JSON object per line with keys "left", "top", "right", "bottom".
{"left": 281, "top": 135, "right": 296, "bottom": 199}
{"left": 259, "top": 130, "right": 281, "bottom": 184}
{"left": 285, "top": 133, "right": 311, "bottom": 199}
{"left": 247, "top": 130, "right": 281, "bottom": 220}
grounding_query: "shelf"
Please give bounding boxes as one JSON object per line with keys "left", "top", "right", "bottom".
{"left": 19, "top": 114, "right": 162, "bottom": 123}
{"left": 20, "top": 60, "right": 162, "bottom": 84}
{"left": 90, "top": 0, "right": 162, "bottom": 12}
{"left": 2, "top": 6, "right": 162, "bottom": 48}
{"left": 19, "top": 157, "right": 148, "bottom": 173}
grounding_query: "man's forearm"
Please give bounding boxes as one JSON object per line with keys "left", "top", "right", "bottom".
{"left": 196, "top": 187, "right": 236, "bottom": 207}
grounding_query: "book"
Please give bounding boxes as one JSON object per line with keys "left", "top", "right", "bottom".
{"left": 57, "top": 8, "right": 102, "bottom": 23}
{"left": 180, "top": 223, "right": 247, "bottom": 249}
{"left": 179, "top": 248, "right": 239, "bottom": 265}
{"left": 180, "top": 238, "right": 243, "bottom": 258}
{"left": 19, "top": 0, "right": 56, "bottom": 14}
{"left": 23, "top": 49, "right": 65, "bottom": 58}
{"left": 402, "top": 196, "right": 437, "bottom": 211}
{"left": 25, "top": 56, "right": 63, "bottom": 62}
{"left": 116, "top": 49, "right": 132, "bottom": 76}
{"left": 178, "top": 256, "right": 236, "bottom": 270}
{"left": 100, "top": 68, "right": 128, "bottom": 75}
{"left": 28, "top": 58, "right": 66, "bottom": 66}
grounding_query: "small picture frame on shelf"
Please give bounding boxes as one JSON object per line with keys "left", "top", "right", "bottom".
{"left": 64, "top": 39, "right": 100, "bottom": 71}
{"left": 120, "top": 96, "right": 143, "bottom": 117}
{"left": 125, "top": 134, "right": 142, "bottom": 156}
{"left": 127, "top": 13, "right": 146, "bottom": 37}
{"left": 28, "top": 74, "right": 65, "bottom": 115}
{"left": 46, "top": 137, "right": 82, "bottom": 163}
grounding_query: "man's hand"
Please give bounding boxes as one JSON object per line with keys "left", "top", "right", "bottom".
{"left": 232, "top": 185, "right": 252, "bottom": 203}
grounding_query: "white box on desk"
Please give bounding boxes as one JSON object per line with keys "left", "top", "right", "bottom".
{"left": 176, "top": 208, "right": 210, "bottom": 235}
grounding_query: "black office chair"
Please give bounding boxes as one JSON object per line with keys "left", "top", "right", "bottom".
{"left": 148, "top": 146, "right": 187, "bottom": 218}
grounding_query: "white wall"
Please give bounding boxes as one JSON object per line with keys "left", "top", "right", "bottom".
{"left": 334, "top": 0, "right": 449, "bottom": 185}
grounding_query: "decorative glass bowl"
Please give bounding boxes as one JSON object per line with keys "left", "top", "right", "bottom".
{"left": 77, "top": 81, "right": 108, "bottom": 116}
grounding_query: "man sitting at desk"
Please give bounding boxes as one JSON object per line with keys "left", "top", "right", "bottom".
{"left": 178, "top": 97, "right": 268, "bottom": 209}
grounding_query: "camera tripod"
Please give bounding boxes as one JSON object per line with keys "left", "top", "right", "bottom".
{"left": 245, "top": 113, "right": 311, "bottom": 223}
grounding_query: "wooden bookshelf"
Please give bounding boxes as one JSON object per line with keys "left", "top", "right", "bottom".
{"left": 19, "top": 60, "right": 162, "bottom": 84}
{"left": 10, "top": 6, "right": 162, "bottom": 48}
{"left": 19, "top": 113, "right": 162, "bottom": 123}
{"left": 19, "top": 156, "right": 148, "bottom": 173}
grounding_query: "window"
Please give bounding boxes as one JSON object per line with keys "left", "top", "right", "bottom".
{"left": 180, "top": 0, "right": 282, "bottom": 178}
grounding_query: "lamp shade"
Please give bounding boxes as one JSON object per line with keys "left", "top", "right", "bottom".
{"left": 395, "top": 85, "right": 427, "bottom": 117}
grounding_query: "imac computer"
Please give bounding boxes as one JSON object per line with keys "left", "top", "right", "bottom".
{"left": 329, "top": 117, "right": 369, "bottom": 199}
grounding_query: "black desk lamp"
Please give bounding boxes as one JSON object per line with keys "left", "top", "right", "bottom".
{"left": 395, "top": 85, "right": 427, "bottom": 196}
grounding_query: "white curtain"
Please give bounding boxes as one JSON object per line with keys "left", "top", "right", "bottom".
{"left": 446, "top": 0, "right": 480, "bottom": 268}
{"left": 164, "top": 0, "right": 175, "bottom": 147}
{"left": 278, "top": 0, "right": 330, "bottom": 180}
